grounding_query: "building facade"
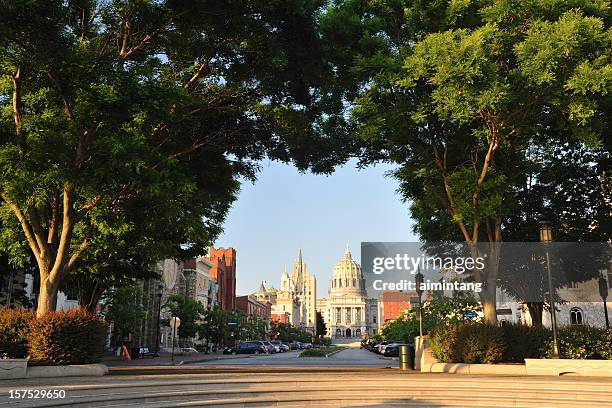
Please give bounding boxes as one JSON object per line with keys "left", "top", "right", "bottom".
{"left": 236, "top": 294, "right": 272, "bottom": 321}
{"left": 318, "top": 247, "right": 379, "bottom": 338}
{"left": 378, "top": 290, "right": 419, "bottom": 324}
{"left": 254, "top": 250, "right": 317, "bottom": 334}
{"left": 207, "top": 247, "right": 237, "bottom": 311}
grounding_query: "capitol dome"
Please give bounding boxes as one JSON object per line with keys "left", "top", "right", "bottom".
{"left": 330, "top": 246, "right": 366, "bottom": 294}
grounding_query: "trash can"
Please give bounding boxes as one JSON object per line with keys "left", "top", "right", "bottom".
{"left": 399, "top": 345, "right": 414, "bottom": 370}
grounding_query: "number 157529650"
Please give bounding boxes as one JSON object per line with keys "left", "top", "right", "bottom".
{"left": 9, "top": 389, "right": 66, "bottom": 399}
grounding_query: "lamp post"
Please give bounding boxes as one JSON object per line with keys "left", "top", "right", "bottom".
{"left": 154, "top": 284, "right": 163, "bottom": 357}
{"left": 598, "top": 273, "right": 609, "bottom": 330}
{"left": 540, "top": 221, "right": 559, "bottom": 358}
{"left": 170, "top": 316, "right": 181, "bottom": 362}
{"left": 415, "top": 270, "right": 424, "bottom": 338}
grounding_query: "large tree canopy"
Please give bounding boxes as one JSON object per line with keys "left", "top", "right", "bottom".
{"left": 0, "top": 0, "right": 346, "bottom": 316}
{"left": 320, "top": 0, "right": 611, "bottom": 323}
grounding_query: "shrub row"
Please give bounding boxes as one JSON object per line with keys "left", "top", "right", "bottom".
{"left": 0, "top": 308, "right": 107, "bottom": 365}
{"left": 430, "top": 323, "right": 612, "bottom": 364}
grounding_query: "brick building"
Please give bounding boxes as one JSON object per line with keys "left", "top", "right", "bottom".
{"left": 378, "top": 290, "right": 419, "bottom": 323}
{"left": 236, "top": 295, "right": 271, "bottom": 321}
{"left": 207, "top": 247, "right": 237, "bottom": 311}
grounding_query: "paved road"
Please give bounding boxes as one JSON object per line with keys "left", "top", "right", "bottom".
{"left": 186, "top": 346, "right": 395, "bottom": 367}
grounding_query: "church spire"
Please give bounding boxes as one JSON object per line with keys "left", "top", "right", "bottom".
{"left": 298, "top": 248, "right": 303, "bottom": 265}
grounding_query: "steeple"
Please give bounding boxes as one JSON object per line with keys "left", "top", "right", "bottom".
{"left": 298, "top": 248, "right": 303, "bottom": 265}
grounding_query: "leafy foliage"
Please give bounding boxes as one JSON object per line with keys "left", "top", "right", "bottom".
{"left": 0, "top": 0, "right": 343, "bottom": 316}
{"left": 101, "top": 284, "right": 147, "bottom": 341}
{"left": 27, "top": 309, "right": 107, "bottom": 365}
{"left": 382, "top": 291, "right": 481, "bottom": 343}
{"left": 322, "top": 0, "right": 611, "bottom": 324}
{"left": 164, "top": 293, "right": 205, "bottom": 340}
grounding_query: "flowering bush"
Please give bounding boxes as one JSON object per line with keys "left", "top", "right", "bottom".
{"left": 0, "top": 308, "right": 34, "bottom": 359}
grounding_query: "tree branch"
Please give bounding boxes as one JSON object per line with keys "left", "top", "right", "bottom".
{"left": 10, "top": 67, "right": 24, "bottom": 146}
{"left": 49, "top": 185, "right": 75, "bottom": 280}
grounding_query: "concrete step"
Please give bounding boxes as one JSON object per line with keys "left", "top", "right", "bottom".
{"left": 12, "top": 385, "right": 612, "bottom": 408}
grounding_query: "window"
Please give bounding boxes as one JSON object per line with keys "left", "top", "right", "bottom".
{"left": 372, "top": 315, "right": 377, "bottom": 324}
{"left": 346, "top": 308, "right": 351, "bottom": 323}
{"left": 570, "top": 308, "right": 583, "bottom": 325}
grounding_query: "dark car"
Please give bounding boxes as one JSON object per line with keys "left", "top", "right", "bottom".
{"left": 289, "top": 341, "right": 301, "bottom": 350}
{"left": 383, "top": 343, "right": 410, "bottom": 357}
{"left": 235, "top": 341, "right": 267, "bottom": 354}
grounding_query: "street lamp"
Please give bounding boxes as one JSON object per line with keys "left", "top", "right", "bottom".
{"left": 170, "top": 316, "right": 181, "bottom": 362}
{"left": 154, "top": 284, "right": 163, "bottom": 357}
{"left": 539, "top": 221, "right": 559, "bottom": 358}
{"left": 598, "top": 271, "right": 609, "bottom": 330}
{"left": 415, "top": 270, "right": 424, "bottom": 338}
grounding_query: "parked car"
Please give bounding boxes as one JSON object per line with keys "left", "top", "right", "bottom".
{"left": 383, "top": 343, "right": 409, "bottom": 357}
{"left": 282, "top": 342, "right": 292, "bottom": 351}
{"left": 236, "top": 341, "right": 267, "bottom": 354}
{"left": 270, "top": 341, "right": 285, "bottom": 352}
{"left": 181, "top": 347, "right": 199, "bottom": 354}
{"left": 289, "top": 341, "right": 301, "bottom": 350}
{"left": 222, "top": 346, "right": 237, "bottom": 355}
{"left": 302, "top": 342, "right": 313, "bottom": 349}
{"left": 376, "top": 341, "right": 392, "bottom": 354}
{"left": 261, "top": 341, "right": 277, "bottom": 353}
{"left": 138, "top": 347, "right": 156, "bottom": 357}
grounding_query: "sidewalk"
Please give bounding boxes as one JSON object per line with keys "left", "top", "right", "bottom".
{"left": 103, "top": 351, "right": 244, "bottom": 367}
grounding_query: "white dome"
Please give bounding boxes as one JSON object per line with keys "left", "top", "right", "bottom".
{"left": 332, "top": 247, "right": 362, "bottom": 278}
{"left": 329, "top": 246, "right": 366, "bottom": 295}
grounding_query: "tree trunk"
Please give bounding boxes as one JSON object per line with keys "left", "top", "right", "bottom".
{"left": 36, "top": 278, "right": 59, "bottom": 317}
{"left": 526, "top": 302, "right": 543, "bottom": 326}
{"left": 479, "top": 281, "right": 498, "bottom": 325}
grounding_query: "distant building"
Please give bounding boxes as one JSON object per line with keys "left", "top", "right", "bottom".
{"left": 254, "top": 250, "right": 317, "bottom": 334}
{"left": 318, "top": 247, "right": 379, "bottom": 338}
{"left": 379, "top": 290, "right": 418, "bottom": 323}
{"left": 271, "top": 310, "right": 291, "bottom": 324}
{"left": 236, "top": 294, "right": 271, "bottom": 321}
{"left": 141, "top": 257, "right": 219, "bottom": 350}
{"left": 207, "top": 247, "right": 237, "bottom": 311}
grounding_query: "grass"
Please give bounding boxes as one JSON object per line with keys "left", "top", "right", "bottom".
{"left": 299, "top": 346, "right": 346, "bottom": 358}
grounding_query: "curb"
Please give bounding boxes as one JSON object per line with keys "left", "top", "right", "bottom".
{"left": 0, "top": 363, "right": 110, "bottom": 380}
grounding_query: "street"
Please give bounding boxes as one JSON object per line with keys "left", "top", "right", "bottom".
{"left": 187, "top": 345, "right": 394, "bottom": 367}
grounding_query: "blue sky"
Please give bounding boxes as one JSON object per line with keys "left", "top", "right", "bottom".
{"left": 214, "top": 159, "right": 418, "bottom": 298}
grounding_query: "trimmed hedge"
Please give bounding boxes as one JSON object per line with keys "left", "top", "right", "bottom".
{"left": 28, "top": 309, "right": 107, "bottom": 365}
{"left": 430, "top": 323, "right": 612, "bottom": 364}
{"left": 0, "top": 308, "right": 34, "bottom": 358}
{"left": 501, "top": 324, "right": 551, "bottom": 362}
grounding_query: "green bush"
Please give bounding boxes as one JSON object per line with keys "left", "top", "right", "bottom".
{"left": 557, "top": 325, "right": 605, "bottom": 359}
{"left": 455, "top": 324, "right": 505, "bottom": 364}
{"left": 0, "top": 308, "right": 34, "bottom": 358}
{"left": 28, "top": 309, "right": 107, "bottom": 365}
{"left": 430, "top": 324, "right": 461, "bottom": 363}
{"left": 501, "top": 324, "right": 551, "bottom": 362}
{"left": 596, "top": 329, "right": 612, "bottom": 360}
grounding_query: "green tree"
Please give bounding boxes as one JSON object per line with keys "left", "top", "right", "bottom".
{"left": 164, "top": 294, "right": 205, "bottom": 343}
{"left": 0, "top": 0, "right": 336, "bottom": 317}
{"left": 382, "top": 290, "right": 481, "bottom": 342}
{"left": 322, "top": 0, "right": 610, "bottom": 323}
{"left": 102, "top": 284, "right": 147, "bottom": 345}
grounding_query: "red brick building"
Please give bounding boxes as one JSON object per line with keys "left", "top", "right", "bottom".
{"left": 207, "top": 247, "right": 237, "bottom": 311}
{"left": 379, "top": 291, "right": 418, "bottom": 323}
{"left": 271, "top": 311, "right": 290, "bottom": 324}
{"left": 236, "top": 295, "right": 271, "bottom": 321}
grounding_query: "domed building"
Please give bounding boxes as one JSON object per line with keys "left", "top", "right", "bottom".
{"left": 317, "top": 247, "right": 379, "bottom": 338}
